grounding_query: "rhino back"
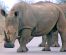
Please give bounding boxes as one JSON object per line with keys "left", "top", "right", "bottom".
{"left": 30, "top": 3, "right": 60, "bottom": 35}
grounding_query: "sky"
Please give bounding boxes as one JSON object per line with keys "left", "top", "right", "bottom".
{"left": 1, "top": 0, "right": 20, "bottom": 11}
{"left": 1, "top": 0, "right": 59, "bottom": 12}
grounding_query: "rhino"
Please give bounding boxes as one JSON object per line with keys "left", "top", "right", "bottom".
{"left": 1, "top": 1, "right": 66, "bottom": 52}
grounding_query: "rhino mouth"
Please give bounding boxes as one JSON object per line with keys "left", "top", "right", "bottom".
{"left": 4, "top": 31, "right": 15, "bottom": 48}
{"left": 4, "top": 41, "right": 14, "bottom": 48}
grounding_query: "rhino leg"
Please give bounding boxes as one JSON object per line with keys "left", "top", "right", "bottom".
{"left": 39, "top": 31, "right": 60, "bottom": 47}
{"left": 42, "top": 33, "right": 51, "bottom": 51}
{"left": 51, "top": 31, "right": 60, "bottom": 47}
{"left": 17, "top": 29, "right": 33, "bottom": 52}
{"left": 39, "top": 35, "right": 47, "bottom": 47}
{"left": 57, "top": 14, "right": 66, "bottom": 52}
{"left": 59, "top": 31, "right": 66, "bottom": 52}
{"left": 59, "top": 32, "right": 66, "bottom": 52}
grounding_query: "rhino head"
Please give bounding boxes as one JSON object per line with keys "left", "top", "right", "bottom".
{"left": 1, "top": 9, "right": 19, "bottom": 48}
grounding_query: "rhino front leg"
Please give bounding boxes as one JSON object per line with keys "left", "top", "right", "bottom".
{"left": 17, "top": 29, "right": 33, "bottom": 52}
{"left": 39, "top": 35, "right": 47, "bottom": 47}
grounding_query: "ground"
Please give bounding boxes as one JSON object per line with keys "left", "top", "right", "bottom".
{"left": 0, "top": 34, "right": 66, "bottom": 55}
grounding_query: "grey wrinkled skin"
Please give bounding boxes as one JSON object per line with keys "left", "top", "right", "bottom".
{"left": 38, "top": 2, "right": 66, "bottom": 47}
{"left": 58, "top": 3, "right": 66, "bottom": 17}
{"left": 2, "top": 1, "right": 66, "bottom": 52}
{"left": 33, "top": 1, "right": 60, "bottom": 47}
{"left": 0, "top": 7, "right": 5, "bottom": 35}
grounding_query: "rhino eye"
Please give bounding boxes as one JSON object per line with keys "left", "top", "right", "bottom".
{"left": 14, "top": 11, "right": 19, "bottom": 17}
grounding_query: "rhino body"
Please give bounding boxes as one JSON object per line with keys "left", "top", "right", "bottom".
{"left": 34, "top": 2, "right": 66, "bottom": 47}
{"left": 2, "top": 1, "right": 66, "bottom": 52}
{"left": 33, "top": 1, "right": 60, "bottom": 47}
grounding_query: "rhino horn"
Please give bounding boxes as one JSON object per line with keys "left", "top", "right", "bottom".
{"left": 4, "top": 31, "right": 10, "bottom": 42}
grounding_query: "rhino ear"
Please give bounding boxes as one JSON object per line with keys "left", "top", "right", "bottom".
{"left": 14, "top": 11, "right": 19, "bottom": 17}
{"left": 1, "top": 9, "right": 7, "bottom": 17}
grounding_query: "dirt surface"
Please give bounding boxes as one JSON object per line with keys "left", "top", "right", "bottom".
{"left": 0, "top": 37, "right": 65, "bottom": 55}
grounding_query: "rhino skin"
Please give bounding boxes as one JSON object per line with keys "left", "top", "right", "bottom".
{"left": 34, "top": 1, "right": 66, "bottom": 47}
{"left": 2, "top": 1, "right": 66, "bottom": 52}
{"left": 33, "top": 1, "right": 60, "bottom": 47}
{"left": 0, "top": 7, "right": 6, "bottom": 43}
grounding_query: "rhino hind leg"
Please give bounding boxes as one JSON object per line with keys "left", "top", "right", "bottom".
{"left": 51, "top": 42, "right": 60, "bottom": 47}
{"left": 39, "top": 26, "right": 60, "bottom": 47}
{"left": 38, "top": 30, "right": 59, "bottom": 48}
{"left": 59, "top": 32, "right": 66, "bottom": 52}
{"left": 57, "top": 11, "right": 66, "bottom": 52}
{"left": 49, "top": 24, "right": 59, "bottom": 47}
{"left": 51, "top": 31, "right": 60, "bottom": 47}
{"left": 60, "top": 48, "right": 66, "bottom": 52}
{"left": 17, "top": 29, "right": 33, "bottom": 52}
{"left": 42, "top": 33, "right": 51, "bottom": 51}
{"left": 39, "top": 35, "right": 47, "bottom": 47}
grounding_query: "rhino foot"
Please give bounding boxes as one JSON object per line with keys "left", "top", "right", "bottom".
{"left": 17, "top": 47, "right": 28, "bottom": 52}
{"left": 60, "top": 48, "right": 66, "bottom": 52}
{"left": 51, "top": 43, "right": 60, "bottom": 47}
{"left": 39, "top": 43, "right": 46, "bottom": 47}
{"left": 42, "top": 47, "right": 51, "bottom": 51}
